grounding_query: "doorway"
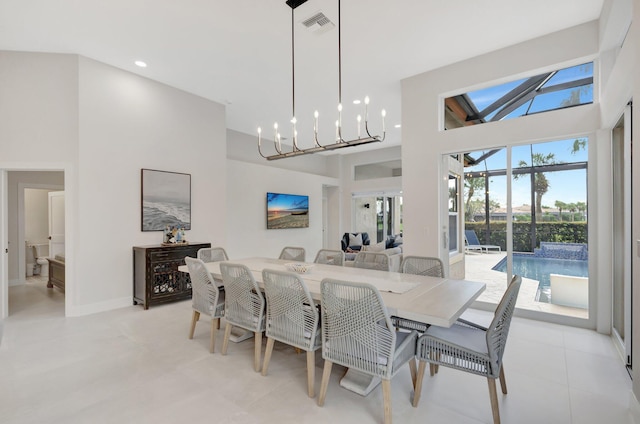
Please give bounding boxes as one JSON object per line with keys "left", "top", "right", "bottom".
{"left": 612, "top": 103, "right": 632, "bottom": 370}
{"left": 2, "top": 170, "right": 65, "bottom": 318}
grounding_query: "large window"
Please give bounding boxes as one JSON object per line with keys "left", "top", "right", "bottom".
{"left": 459, "top": 138, "right": 589, "bottom": 318}
{"left": 444, "top": 62, "right": 593, "bottom": 129}
{"left": 353, "top": 193, "right": 402, "bottom": 243}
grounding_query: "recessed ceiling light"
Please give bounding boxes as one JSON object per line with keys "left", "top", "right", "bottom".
{"left": 134, "top": 60, "right": 147, "bottom": 68}
{"left": 353, "top": 99, "right": 361, "bottom": 105}
{"left": 394, "top": 124, "right": 401, "bottom": 128}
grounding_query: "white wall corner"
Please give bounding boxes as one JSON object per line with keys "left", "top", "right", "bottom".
{"left": 630, "top": 391, "right": 640, "bottom": 424}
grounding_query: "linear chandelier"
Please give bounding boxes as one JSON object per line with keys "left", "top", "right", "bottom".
{"left": 258, "top": 0, "right": 386, "bottom": 161}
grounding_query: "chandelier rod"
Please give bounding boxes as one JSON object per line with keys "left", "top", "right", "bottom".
{"left": 258, "top": 0, "right": 385, "bottom": 161}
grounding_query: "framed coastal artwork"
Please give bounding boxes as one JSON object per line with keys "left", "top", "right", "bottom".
{"left": 266, "top": 192, "right": 309, "bottom": 229}
{"left": 141, "top": 169, "right": 191, "bottom": 231}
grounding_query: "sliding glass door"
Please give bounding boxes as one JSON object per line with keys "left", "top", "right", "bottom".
{"left": 353, "top": 192, "right": 402, "bottom": 244}
{"left": 448, "top": 138, "right": 590, "bottom": 319}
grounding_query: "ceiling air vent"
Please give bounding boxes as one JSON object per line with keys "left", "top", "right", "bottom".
{"left": 301, "top": 11, "right": 335, "bottom": 35}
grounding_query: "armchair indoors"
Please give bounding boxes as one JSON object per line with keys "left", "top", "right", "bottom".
{"left": 279, "top": 246, "right": 306, "bottom": 262}
{"left": 261, "top": 269, "right": 322, "bottom": 397}
{"left": 318, "top": 278, "right": 418, "bottom": 424}
{"left": 340, "top": 232, "right": 370, "bottom": 252}
{"left": 197, "top": 247, "right": 229, "bottom": 263}
{"left": 314, "top": 249, "right": 345, "bottom": 266}
{"left": 185, "top": 257, "right": 225, "bottom": 353}
{"left": 412, "top": 275, "right": 522, "bottom": 424}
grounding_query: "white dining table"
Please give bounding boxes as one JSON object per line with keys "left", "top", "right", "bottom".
{"left": 178, "top": 257, "right": 486, "bottom": 395}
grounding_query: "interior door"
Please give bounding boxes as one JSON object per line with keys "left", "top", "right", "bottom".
{"left": 612, "top": 103, "right": 632, "bottom": 368}
{"left": 48, "top": 191, "right": 65, "bottom": 259}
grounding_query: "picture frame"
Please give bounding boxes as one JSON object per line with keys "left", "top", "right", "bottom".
{"left": 266, "top": 192, "right": 309, "bottom": 229}
{"left": 141, "top": 169, "right": 191, "bottom": 231}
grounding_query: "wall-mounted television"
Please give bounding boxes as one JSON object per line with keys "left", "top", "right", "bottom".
{"left": 266, "top": 192, "right": 309, "bottom": 229}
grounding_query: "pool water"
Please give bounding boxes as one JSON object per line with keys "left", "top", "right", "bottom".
{"left": 492, "top": 255, "right": 589, "bottom": 303}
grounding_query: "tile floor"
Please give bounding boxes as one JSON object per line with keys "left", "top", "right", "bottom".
{"left": 0, "top": 277, "right": 637, "bottom": 424}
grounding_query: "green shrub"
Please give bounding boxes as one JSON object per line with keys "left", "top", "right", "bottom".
{"left": 466, "top": 222, "right": 587, "bottom": 252}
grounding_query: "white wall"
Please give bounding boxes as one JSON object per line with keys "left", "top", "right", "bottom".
{"left": 338, "top": 145, "right": 402, "bottom": 238}
{"left": 74, "top": 56, "right": 226, "bottom": 313}
{"left": 226, "top": 159, "right": 339, "bottom": 260}
{"left": 1, "top": 51, "right": 227, "bottom": 316}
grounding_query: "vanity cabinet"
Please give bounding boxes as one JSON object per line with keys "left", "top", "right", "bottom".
{"left": 133, "top": 243, "right": 210, "bottom": 309}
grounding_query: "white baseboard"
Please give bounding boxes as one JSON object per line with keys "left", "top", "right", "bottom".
{"left": 630, "top": 391, "right": 640, "bottom": 424}
{"left": 66, "top": 296, "right": 133, "bottom": 317}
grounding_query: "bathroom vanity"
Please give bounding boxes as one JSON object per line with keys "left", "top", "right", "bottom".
{"left": 132, "top": 243, "right": 210, "bottom": 309}
{"left": 47, "top": 255, "right": 65, "bottom": 291}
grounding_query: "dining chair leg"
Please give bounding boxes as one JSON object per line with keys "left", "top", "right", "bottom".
{"left": 209, "top": 318, "right": 218, "bottom": 353}
{"left": 487, "top": 377, "right": 501, "bottom": 424}
{"left": 381, "top": 379, "right": 392, "bottom": 424}
{"left": 253, "top": 331, "right": 262, "bottom": 372}
{"left": 188, "top": 310, "right": 200, "bottom": 339}
{"left": 499, "top": 365, "right": 507, "bottom": 394}
{"left": 408, "top": 358, "right": 417, "bottom": 388}
{"left": 221, "top": 322, "right": 233, "bottom": 355}
{"left": 262, "top": 337, "right": 275, "bottom": 376}
{"left": 306, "top": 350, "right": 315, "bottom": 398}
{"left": 429, "top": 363, "right": 436, "bottom": 377}
{"left": 318, "top": 360, "right": 333, "bottom": 406}
{"left": 412, "top": 360, "right": 427, "bottom": 407}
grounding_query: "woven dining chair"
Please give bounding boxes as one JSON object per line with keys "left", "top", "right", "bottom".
{"left": 353, "top": 251, "right": 391, "bottom": 272}
{"left": 279, "top": 246, "right": 306, "bottom": 262}
{"left": 185, "top": 257, "right": 225, "bottom": 353}
{"left": 313, "top": 249, "right": 345, "bottom": 266}
{"left": 318, "top": 278, "right": 419, "bottom": 424}
{"left": 220, "top": 262, "right": 266, "bottom": 372}
{"left": 400, "top": 255, "right": 444, "bottom": 277}
{"left": 391, "top": 256, "right": 445, "bottom": 333}
{"left": 412, "top": 275, "right": 522, "bottom": 424}
{"left": 261, "top": 269, "right": 322, "bottom": 397}
{"left": 197, "top": 247, "right": 229, "bottom": 263}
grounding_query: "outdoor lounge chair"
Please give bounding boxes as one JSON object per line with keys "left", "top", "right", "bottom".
{"left": 465, "top": 230, "right": 501, "bottom": 253}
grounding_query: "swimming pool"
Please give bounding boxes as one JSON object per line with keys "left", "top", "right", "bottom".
{"left": 492, "top": 254, "right": 589, "bottom": 303}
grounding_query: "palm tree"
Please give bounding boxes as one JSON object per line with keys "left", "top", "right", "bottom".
{"left": 464, "top": 176, "right": 485, "bottom": 218}
{"left": 568, "top": 203, "right": 577, "bottom": 221}
{"left": 555, "top": 200, "right": 567, "bottom": 222}
{"left": 576, "top": 201, "right": 587, "bottom": 221}
{"left": 514, "top": 152, "right": 556, "bottom": 215}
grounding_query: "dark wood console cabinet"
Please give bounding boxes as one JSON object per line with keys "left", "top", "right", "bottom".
{"left": 133, "top": 243, "right": 210, "bottom": 309}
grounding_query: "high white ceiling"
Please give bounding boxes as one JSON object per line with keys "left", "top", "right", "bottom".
{"left": 0, "top": 0, "right": 604, "bottom": 153}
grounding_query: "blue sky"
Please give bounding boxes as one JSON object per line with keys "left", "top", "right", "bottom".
{"left": 465, "top": 138, "right": 588, "bottom": 209}
{"left": 461, "top": 62, "right": 592, "bottom": 209}
{"left": 267, "top": 192, "right": 309, "bottom": 211}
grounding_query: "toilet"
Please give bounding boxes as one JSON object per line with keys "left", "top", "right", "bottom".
{"left": 32, "top": 243, "right": 49, "bottom": 277}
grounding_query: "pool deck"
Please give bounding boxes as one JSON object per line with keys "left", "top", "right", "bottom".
{"left": 464, "top": 252, "right": 588, "bottom": 319}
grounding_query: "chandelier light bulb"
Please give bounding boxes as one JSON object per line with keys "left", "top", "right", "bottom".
{"left": 381, "top": 109, "right": 386, "bottom": 132}
{"left": 256, "top": 2, "right": 386, "bottom": 160}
